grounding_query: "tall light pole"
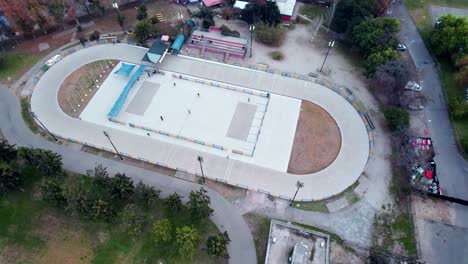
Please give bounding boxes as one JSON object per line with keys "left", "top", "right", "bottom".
{"left": 179, "top": 12, "right": 185, "bottom": 36}
{"left": 197, "top": 156, "right": 205, "bottom": 184}
{"left": 290, "top": 181, "right": 304, "bottom": 206}
{"left": 249, "top": 24, "right": 255, "bottom": 58}
{"left": 30, "top": 112, "right": 58, "bottom": 141}
{"left": 112, "top": 0, "right": 124, "bottom": 31}
{"left": 103, "top": 131, "right": 123, "bottom": 160}
{"left": 320, "top": 40, "right": 335, "bottom": 73}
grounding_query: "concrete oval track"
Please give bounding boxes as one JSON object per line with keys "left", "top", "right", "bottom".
{"left": 31, "top": 44, "right": 369, "bottom": 200}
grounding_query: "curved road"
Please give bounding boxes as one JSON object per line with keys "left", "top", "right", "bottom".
{"left": 0, "top": 87, "right": 256, "bottom": 264}
{"left": 30, "top": 43, "right": 369, "bottom": 200}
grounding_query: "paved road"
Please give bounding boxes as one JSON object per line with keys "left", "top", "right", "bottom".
{"left": 30, "top": 43, "right": 369, "bottom": 200}
{"left": 394, "top": 3, "right": 468, "bottom": 263}
{"left": 394, "top": 3, "right": 468, "bottom": 200}
{"left": 0, "top": 86, "right": 256, "bottom": 264}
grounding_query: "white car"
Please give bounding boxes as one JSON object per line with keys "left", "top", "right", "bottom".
{"left": 45, "top": 54, "right": 63, "bottom": 67}
{"left": 405, "top": 81, "right": 422, "bottom": 91}
{"left": 397, "top": 43, "right": 407, "bottom": 51}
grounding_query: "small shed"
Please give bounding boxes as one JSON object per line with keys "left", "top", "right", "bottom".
{"left": 171, "top": 34, "right": 185, "bottom": 53}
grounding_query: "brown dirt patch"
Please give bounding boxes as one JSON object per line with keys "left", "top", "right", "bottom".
{"left": 412, "top": 195, "right": 454, "bottom": 225}
{"left": 287, "top": 100, "right": 341, "bottom": 174}
{"left": 58, "top": 60, "right": 117, "bottom": 117}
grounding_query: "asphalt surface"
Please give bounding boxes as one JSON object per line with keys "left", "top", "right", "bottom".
{"left": 0, "top": 86, "right": 256, "bottom": 264}
{"left": 393, "top": 3, "right": 468, "bottom": 263}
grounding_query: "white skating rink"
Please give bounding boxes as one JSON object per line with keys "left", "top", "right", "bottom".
{"left": 81, "top": 62, "right": 301, "bottom": 172}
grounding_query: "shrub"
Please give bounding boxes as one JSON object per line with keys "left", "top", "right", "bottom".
{"left": 220, "top": 25, "right": 240, "bottom": 37}
{"left": 202, "top": 19, "right": 214, "bottom": 30}
{"left": 149, "top": 16, "right": 160, "bottom": 25}
{"left": 270, "top": 51, "right": 284, "bottom": 60}
{"left": 255, "top": 22, "right": 287, "bottom": 46}
{"left": 89, "top": 30, "right": 101, "bottom": 41}
{"left": 384, "top": 107, "right": 409, "bottom": 132}
{"left": 448, "top": 96, "right": 468, "bottom": 120}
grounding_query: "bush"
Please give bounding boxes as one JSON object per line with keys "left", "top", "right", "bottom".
{"left": 448, "top": 96, "right": 468, "bottom": 120}
{"left": 220, "top": 25, "right": 240, "bottom": 37}
{"left": 270, "top": 51, "right": 284, "bottom": 60}
{"left": 202, "top": 19, "right": 214, "bottom": 30}
{"left": 255, "top": 22, "right": 287, "bottom": 46}
{"left": 149, "top": 16, "right": 160, "bottom": 25}
{"left": 384, "top": 107, "right": 409, "bottom": 132}
{"left": 89, "top": 30, "right": 101, "bottom": 41}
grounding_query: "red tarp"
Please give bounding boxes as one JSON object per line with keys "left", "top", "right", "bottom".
{"left": 424, "top": 171, "right": 433, "bottom": 179}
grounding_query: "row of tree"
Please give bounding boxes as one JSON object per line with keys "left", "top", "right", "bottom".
{"left": 429, "top": 14, "right": 468, "bottom": 120}
{"left": 0, "top": 140, "right": 230, "bottom": 259}
{"left": 0, "top": 0, "right": 109, "bottom": 36}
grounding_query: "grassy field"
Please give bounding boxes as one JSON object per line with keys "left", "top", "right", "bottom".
{"left": 0, "top": 52, "right": 41, "bottom": 83}
{"left": 243, "top": 213, "right": 271, "bottom": 264}
{"left": 0, "top": 168, "right": 222, "bottom": 264}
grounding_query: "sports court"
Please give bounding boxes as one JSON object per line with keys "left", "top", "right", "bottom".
{"left": 81, "top": 62, "right": 301, "bottom": 172}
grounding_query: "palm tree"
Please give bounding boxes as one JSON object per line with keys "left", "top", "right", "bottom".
{"left": 191, "top": 7, "right": 215, "bottom": 28}
{"left": 134, "top": 21, "right": 152, "bottom": 44}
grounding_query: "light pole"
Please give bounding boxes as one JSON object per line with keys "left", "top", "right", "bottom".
{"left": 30, "top": 112, "right": 58, "bottom": 141}
{"left": 249, "top": 24, "right": 255, "bottom": 58}
{"left": 320, "top": 40, "right": 335, "bottom": 73}
{"left": 112, "top": 0, "right": 124, "bottom": 31}
{"left": 290, "top": 181, "right": 304, "bottom": 206}
{"left": 179, "top": 12, "right": 185, "bottom": 36}
{"left": 197, "top": 156, "right": 205, "bottom": 183}
{"left": 103, "top": 131, "right": 123, "bottom": 160}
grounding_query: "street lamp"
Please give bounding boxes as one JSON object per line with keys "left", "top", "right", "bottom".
{"left": 197, "top": 156, "right": 205, "bottom": 184}
{"left": 112, "top": 0, "right": 124, "bottom": 31}
{"left": 103, "top": 131, "right": 123, "bottom": 160}
{"left": 320, "top": 40, "right": 335, "bottom": 73}
{"left": 30, "top": 112, "right": 58, "bottom": 141}
{"left": 290, "top": 181, "right": 304, "bottom": 206}
{"left": 179, "top": 12, "right": 185, "bottom": 36}
{"left": 249, "top": 24, "right": 255, "bottom": 58}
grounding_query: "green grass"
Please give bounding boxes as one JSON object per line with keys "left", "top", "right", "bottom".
{"left": 299, "top": 4, "right": 328, "bottom": 19}
{"left": 20, "top": 98, "right": 39, "bottom": 134}
{"left": 392, "top": 214, "right": 417, "bottom": 256}
{"left": 0, "top": 169, "right": 222, "bottom": 263}
{"left": 292, "top": 181, "right": 360, "bottom": 212}
{"left": 292, "top": 222, "right": 343, "bottom": 243}
{"left": 0, "top": 52, "right": 41, "bottom": 82}
{"left": 243, "top": 213, "right": 271, "bottom": 264}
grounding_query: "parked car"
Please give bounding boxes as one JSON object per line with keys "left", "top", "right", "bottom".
{"left": 405, "top": 81, "right": 422, "bottom": 91}
{"left": 397, "top": 43, "right": 407, "bottom": 51}
{"left": 45, "top": 54, "right": 63, "bottom": 67}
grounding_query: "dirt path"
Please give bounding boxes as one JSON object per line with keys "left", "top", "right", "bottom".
{"left": 288, "top": 100, "right": 341, "bottom": 174}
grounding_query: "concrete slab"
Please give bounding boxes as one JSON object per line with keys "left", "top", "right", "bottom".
{"left": 326, "top": 197, "right": 349, "bottom": 213}
{"left": 126, "top": 80, "right": 159, "bottom": 115}
{"left": 38, "top": 43, "right": 50, "bottom": 52}
{"left": 227, "top": 102, "right": 257, "bottom": 141}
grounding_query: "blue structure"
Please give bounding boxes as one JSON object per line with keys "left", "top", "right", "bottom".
{"left": 108, "top": 65, "right": 146, "bottom": 117}
{"left": 171, "top": 35, "right": 185, "bottom": 53}
{"left": 114, "top": 62, "right": 136, "bottom": 77}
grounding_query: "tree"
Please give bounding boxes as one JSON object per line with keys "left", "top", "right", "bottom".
{"left": 351, "top": 17, "right": 400, "bottom": 57}
{"left": 448, "top": 96, "right": 468, "bottom": 120}
{"left": 331, "top": 0, "right": 378, "bottom": 34}
{"left": 110, "top": 173, "right": 134, "bottom": 200}
{"left": 255, "top": 22, "right": 287, "bottom": 46}
{"left": 383, "top": 107, "right": 409, "bottom": 132}
{"left": 120, "top": 204, "right": 146, "bottom": 238}
{"left": 241, "top": 2, "right": 281, "bottom": 26}
{"left": 0, "top": 140, "right": 17, "bottom": 163}
{"left": 455, "top": 55, "right": 468, "bottom": 88}
{"left": 134, "top": 181, "right": 160, "bottom": 207}
{"left": 374, "top": 59, "right": 412, "bottom": 105}
{"left": 152, "top": 218, "right": 172, "bottom": 243}
{"left": 136, "top": 4, "right": 148, "bottom": 21}
{"left": 165, "top": 192, "right": 183, "bottom": 211}
{"left": 47, "top": 0, "right": 66, "bottom": 27}
{"left": 149, "top": 16, "right": 160, "bottom": 25}
{"left": 176, "top": 226, "right": 199, "bottom": 257}
{"left": 18, "top": 147, "right": 63, "bottom": 177}
{"left": 192, "top": 7, "right": 215, "bottom": 29}
{"left": 41, "top": 178, "right": 68, "bottom": 208}
{"left": 188, "top": 187, "right": 213, "bottom": 223}
{"left": 134, "top": 21, "right": 152, "bottom": 44}
{"left": 430, "top": 15, "right": 468, "bottom": 63}
{"left": 0, "top": 162, "right": 22, "bottom": 192}
{"left": 205, "top": 231, "right": 231, "bottom": 259}
{"left": 364, "top": 49, "right": 398, "bottom": 77}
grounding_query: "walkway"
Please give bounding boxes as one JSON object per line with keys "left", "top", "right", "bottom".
{"left": 30, "top": 44, "right": 370, "bottom": 201}
{"left": 0, "top": 87, "right": 256, "bottom": 264}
